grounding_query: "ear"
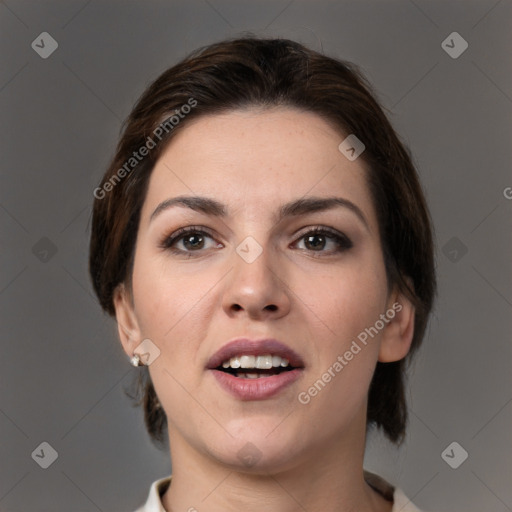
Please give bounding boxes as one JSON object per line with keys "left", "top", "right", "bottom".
{"left": 378, "top": 281, "right": 416, "bottom": 363}
{"left": 112, "top": 283, "right": 143, "bottom": 359}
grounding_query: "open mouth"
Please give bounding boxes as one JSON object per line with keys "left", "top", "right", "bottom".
{"left": 215, "top": 354, "right": 298, "bottom": 379}
{"left": 209, "top": 347, "right": 304, "bottom": 399}
{"left": 215, "top": 366, "right": 295, "bottom": 379}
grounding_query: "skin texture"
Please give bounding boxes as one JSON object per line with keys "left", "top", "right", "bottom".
{"left": 114, "top": 107, "right": 415, "bottom": 512}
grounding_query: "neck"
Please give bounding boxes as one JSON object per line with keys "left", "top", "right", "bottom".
{"left": 161, "top": 413, "right": 392, "bottom": 512}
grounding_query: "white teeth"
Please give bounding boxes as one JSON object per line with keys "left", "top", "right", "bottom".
{"left": 236, "top": 372, "right": 273, "bottom": 379}
{"left": 220, "top": 354, "right": 290, "bottom": 369}
{"left": 240, "top": 355, "right": 256, "bottom": 368}
{"left": 256, "top": 355, "right": 273, "bottom": 369}
{"left": 271, "top": 355, "right": 282, "bottom": 368}
{"left": 230, "top": 356, "right": 241, "bottom": 369}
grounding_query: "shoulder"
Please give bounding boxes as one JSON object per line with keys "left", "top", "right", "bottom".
{"left": 392, "top": 487, "right": 425, "bottom": 512}
{"left": 364, "top": 471, "right": 425, "bottom": 512}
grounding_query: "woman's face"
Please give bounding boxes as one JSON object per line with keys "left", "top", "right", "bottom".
{"left": 115, "top": 107, "right": 412, "bottom": 471}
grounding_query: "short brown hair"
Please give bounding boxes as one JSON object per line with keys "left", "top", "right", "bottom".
{"left": 89, "top": 36, "right": 436, "bottom": 446}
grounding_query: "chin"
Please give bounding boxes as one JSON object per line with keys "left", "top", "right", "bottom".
{"left": 204, "top": 427, "right": 307, "bottom": 475}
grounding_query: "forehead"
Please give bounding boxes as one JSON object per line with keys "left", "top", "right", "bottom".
{"left": 141, "top": 107, "right": 375, "bottom": 226}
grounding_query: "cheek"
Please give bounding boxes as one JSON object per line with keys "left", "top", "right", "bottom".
{"left": 302, "top": 252, "right": 388, "bottom": 348}
{"left": 130, "top": 250, "right": 219, "bottom": 356}
{"left": 131, "top": 265, "right": 172, "bottom": 337}
{"left": 296, "top": 264, "right": 386, "bottom": 425}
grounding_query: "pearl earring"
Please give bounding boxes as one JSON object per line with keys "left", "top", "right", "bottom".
{"left": 130, "top": 354, "right": 142, "bottom": 367}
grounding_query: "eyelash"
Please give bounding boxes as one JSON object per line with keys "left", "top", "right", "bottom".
{"left": 159, "top": 225, "right": 353, "bottom": 257}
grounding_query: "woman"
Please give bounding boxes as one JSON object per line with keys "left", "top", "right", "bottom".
{"left": 89, "top": 36, "right": 436, "bottom": 512}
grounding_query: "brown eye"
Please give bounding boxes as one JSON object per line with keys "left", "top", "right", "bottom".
{"left": 160, "top": 226, "right": 221, "bottom": 255}
{"left": 304, "top": 233, "right": 327, "bottom": 251}
{"left": 181, "top": 233, "right": 205, "bottom": 250}
{"left": 295, "top": 227, "right": 353, "bottom": 254}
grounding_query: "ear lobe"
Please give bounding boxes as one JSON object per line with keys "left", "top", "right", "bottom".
{"left": 378, "top": 290, "right": 416, "bottom": 363}
{"left": 113, "top": 283, "right": 142, "bottom": 358}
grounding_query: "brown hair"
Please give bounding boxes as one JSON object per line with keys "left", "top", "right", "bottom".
{"left": 89, "top": 36, "right": 436, "bottom": 446}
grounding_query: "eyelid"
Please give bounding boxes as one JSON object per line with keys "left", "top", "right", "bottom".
{"left": 159, "top": 224, "right": 353, "bottom": 253}
{"left": 292, "top": 225, "right": 353, "bottom": 250}
{"left": 158, "top": 225, "right": 220, "bottom": 250}
{"left": 294, "top": 224, "right": 347, "bottom": 238}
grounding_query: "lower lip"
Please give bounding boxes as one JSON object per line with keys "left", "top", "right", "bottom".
{"left": 210, "top": 369, "right": 304, "bottom": 400}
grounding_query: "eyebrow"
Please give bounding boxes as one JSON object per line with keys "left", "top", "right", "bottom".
{"left": 149, "top": 195, "right": 369, "bottom": 230}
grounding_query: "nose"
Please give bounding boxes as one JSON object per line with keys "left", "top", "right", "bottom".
{"left": 222, "top": 242, "right": 291, "bottom": 320}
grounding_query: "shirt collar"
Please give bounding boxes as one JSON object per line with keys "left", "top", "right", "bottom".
{"left": 138, "top": 473, "right": 423, "bottom": 512}
{"left": 136, "top": 475, "right": 171, "bottom": 512}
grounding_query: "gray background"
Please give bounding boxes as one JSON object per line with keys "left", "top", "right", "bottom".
{"left": 1, "top": 1, "right": 511, "bottom": 511}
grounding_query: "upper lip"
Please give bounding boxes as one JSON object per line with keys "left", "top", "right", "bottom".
{"left": 206, "top": 338, "right": 305, "bottom": 370}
